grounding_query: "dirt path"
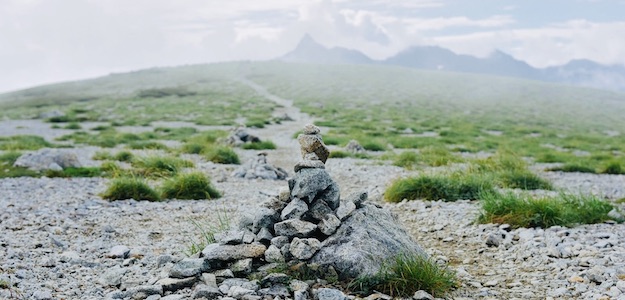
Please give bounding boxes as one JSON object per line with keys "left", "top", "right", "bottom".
{"left": 238, "top": 77, "right": 315, "bottom": 172}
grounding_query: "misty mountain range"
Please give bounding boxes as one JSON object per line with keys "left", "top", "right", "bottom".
{"left": 279, "top": 34, "right": 625, "bottom": 92}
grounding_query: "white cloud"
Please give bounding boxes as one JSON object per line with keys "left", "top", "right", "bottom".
{"left": 0, "top": 0, "right": 624, "bottom": 92}
{"left": 432, "top": 20, "right": 625, "bottom": 67}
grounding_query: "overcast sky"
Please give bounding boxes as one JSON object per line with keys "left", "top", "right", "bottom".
{"left": 1, "top": 0, "right": 625, "bottom": 93}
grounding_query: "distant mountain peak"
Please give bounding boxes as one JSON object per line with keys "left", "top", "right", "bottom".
{"left": 278, "top": 34, "right": 373, "bottom": 65}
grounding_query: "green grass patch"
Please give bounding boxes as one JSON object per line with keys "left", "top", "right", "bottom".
{"left": 114, "top": 151, "right": 134, "bottom": 162}
{"left": 161, "top": 172, "right": 221, "bottom": 200}
{"left": 130, "top": 155, "right": 194, "bottom": 177}
{"left": 242, "top": 140, "right": 276, "bottom": 150}
{"left": 498, "top": 170, "right": 553, "bottom": 190}
{"left": 478, "top": 191, "right": 623, "bottom": 228}
{"left": 205, "top": 146, "right": 240, "bottom": 164}
{"left": 362, "top": 141, "right": 386, "bottom": 152}
{"left": 127, "top": 141, "right": 169, "bottom": 150}
{"left": 64, "top": 122, "right": 82, "bottom": 129}
{"left": 601, "top": 161, "right": 625, "bottom": 175}
{"left": 92, "top": 150, "right": 113, "bottom": 161}
{"left": 44, "top": 167, "right": 103, "bottom": 178}
{"left": 0, "top": 151, "right": 40, "bottom": 178}
{"left": 100, "top": 177, "right": 160, "bottom": 201}
{"left": 385, "top": 173, "right": 494, "bottom": 202}
{"left": 548, "top": 164, "right": 597, "bottom": 173}
{"left": 350, "top": 253, "right": 457, "bottom": 298}
{"left": 0, "top": 135, "right": 52, "bottom": 150}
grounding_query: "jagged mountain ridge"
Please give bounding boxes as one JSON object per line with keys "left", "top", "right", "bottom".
{"left": 278, "top": 35, "right": 625, "bottom": 92}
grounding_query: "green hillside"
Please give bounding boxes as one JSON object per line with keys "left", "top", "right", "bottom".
{"left": 2, "top": 61, "right": 625, "bottom": 169}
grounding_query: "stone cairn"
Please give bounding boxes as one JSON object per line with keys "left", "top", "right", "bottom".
{"left": 232, "top": 152, "right": 288, "bottom": 180}
{"left": 225, "top": 126, "right": 261, "bottom": 147}
{"left": 110, "top": 124, "right": 425, "bottom": 300}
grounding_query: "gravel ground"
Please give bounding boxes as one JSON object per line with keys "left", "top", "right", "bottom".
{"left": 2, "top": 86, "right": 625, "bottom": 299}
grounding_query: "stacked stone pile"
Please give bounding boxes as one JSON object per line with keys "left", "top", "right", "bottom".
{"left": 108, "top": 124, "right": 425, "bottom": 299}
{"left": 225, "top": 126, "right": 261, "bottom": 147}
{"left": 232, "top": 152, "right": 288, "bottom": 180}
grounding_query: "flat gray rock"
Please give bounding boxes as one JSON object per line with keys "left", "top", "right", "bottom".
{"left": 202, "top": 243, "right": 267, "bottom": 262}
{"left": 274, "top": 219, "right": 317, "bottom": 238}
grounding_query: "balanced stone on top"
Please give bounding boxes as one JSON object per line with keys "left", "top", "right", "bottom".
{"left": 297, "top": 124, "right": 329, "bottom": 164}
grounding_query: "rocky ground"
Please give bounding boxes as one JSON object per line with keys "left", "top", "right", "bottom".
{"left": 2, "top": 85, "right": 625, "bottom": 300}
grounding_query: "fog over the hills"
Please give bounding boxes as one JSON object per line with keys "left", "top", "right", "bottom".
{"left": 1, "top": 0, "right": 625, "bottom": 93}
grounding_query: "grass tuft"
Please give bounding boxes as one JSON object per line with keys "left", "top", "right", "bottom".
{"left": 385, "top": 173, "right": 493, "bottom": 202}
{"left": 350, "top": 253, "right": 457, "bottom": 298}
{"left": 161, "top": 172, "right": 221, "bottom": 200}
{"left": 601, "top": 161, "right": 624, "bottom": 174}
{"left": 44, "top": 167, "right": 103, "bottom": 178}
{"left": 478, "top": 191, "right": 623, "bottom": 228}
{"left": 0, "top": 135, "right": 52, "bottom": 150}
{"left": 184, "top": 213, "right": 230, "bottom": 256}
{"left": 548, "top": 164, "right": 596, "bottom": 173}
{"left": 242, "top": 140, "right": 276, "bottom": 150}
{"left": 101, "top": 177, "right": 160, "bottom": 201}
{"left": 131, "top": 155, "right": 194, "bottom": 177}
{"left": 205, "top": 146, "right": 240, "bottom": 164}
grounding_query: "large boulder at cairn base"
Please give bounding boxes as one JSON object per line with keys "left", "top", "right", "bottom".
{"left": 309, "top": 203, "right": 426, "bottom": 280}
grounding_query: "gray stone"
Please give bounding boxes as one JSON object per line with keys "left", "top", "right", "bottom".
{"left": 320, "top": 182, "right": 341, "bottom": 210}
{"left": 216, "top": 230, "right": 245, "bottom": 245}
{"left": 485, "top": 234, "right": 502, "bottom": 247}
{"left": 161, "top": 296, "right": 185, "bottom": 300}
{"left": 201, "top": 243, "right": 267, "bottom": 262}
{"left": 126, "top": 285, "right": 163, "bottom": 299}
{"left": 274, "top": 219, "right": 317, "bottom": 238}
{"left": 319, "top": 214, "right": 341, "bottom": 236}
{"left": 290, "top": 279, "right": 309, "bottom": 292}
{"left": 38, "top": 110, "right": 65, "bottom": 119}
{"left": 290, "top": 237, "right": 321, "bottom": 260}
{"left": 14, "top": 148, "right": 82, "bottom": 171}
{"left": 59, "top": 250, "right": 81, "bottom": 263}
{"left": 260, "top": 273, "right": 291, "bottom": 287}
{"left": 298, "top": 131, "right": 329, "bottom": 163}
{"left": 255, "top": 227, "right": 273, "bottom": 245}
{"left": 316, "top": 288, "right": 346, "bottom": 300}
{"left": 229, "top": 286, "right": 255, "bottom": 298}
{"left": 290, "top": 168, "right": 334, "bottom": 204}
{"left": 294, "top": 159, "right": 326, "bottom": 172}
{"left": 307, "top": 200, "right": 333, "bottom": 221}
{"left": 335, "top": 200, "right": 356, "bottom": 221}
{"left": 232, "top": 153, "right": 288, "bottom": 180}
{"left": 303, "top": 124, "right": 321, "bottom": 135}
{"left": 202, "top": 273, "right": 218, "bottom": 288}
{"left": 345, "top": 191, "right": 368, "bottom": 208}
{"left": 310, "top": 204, "right": 426, "bottom": 279}
{"left": 295, "top": 290, "right": 309, "bottom": 300}
{"left": 258, "top": 284, "right": 290, "bottom": 298}
{"left": 271, "top": 236, "right": 290, "bottom": 248}
{"left": 617, "top": 280, "right": 625, "bottom": 292}
{"left": 413, "top": 290, "right": 434, "bottom": 300}
{"left": 214, "top": 269, "right": 235, "bottom": 279}
{"left": 345, "top": 140, "right": 365, "bottom": 153}
{"left": 157, "top": 277, "right": 198, "bottom": 292}
{"left": 243, "top": 231, "right": 256, "bottom": 244}
{"left": 264, "top": 245, "right": 285, "bottom": 263}
{"left": 169, "top": 258, "right": 212, "bottom": 278}
{"left": 193, "top": 284, "right": 222, "bottom": 299}
{"left": 99, "top": 266, "right": 127, "bottom": 287}
{"left": 156, "top": 255, "right": 173, "bottom": 267}
{"left": 252, "top": 208, "right": 279, "bottom": 234}
{"left": 221, "top": 278, "right": 259, "bottom": 291}
{"left": 32, "top": 290, "right": 53, "bottom": 300}
{"left": 281, "top": 197, "right": 309, "bottom": 220}
{"left": 230, "top": 258, "right": 253, "bottom": 275}
{"left": 108, "top": 245, "right": 130, "bottom": 259}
